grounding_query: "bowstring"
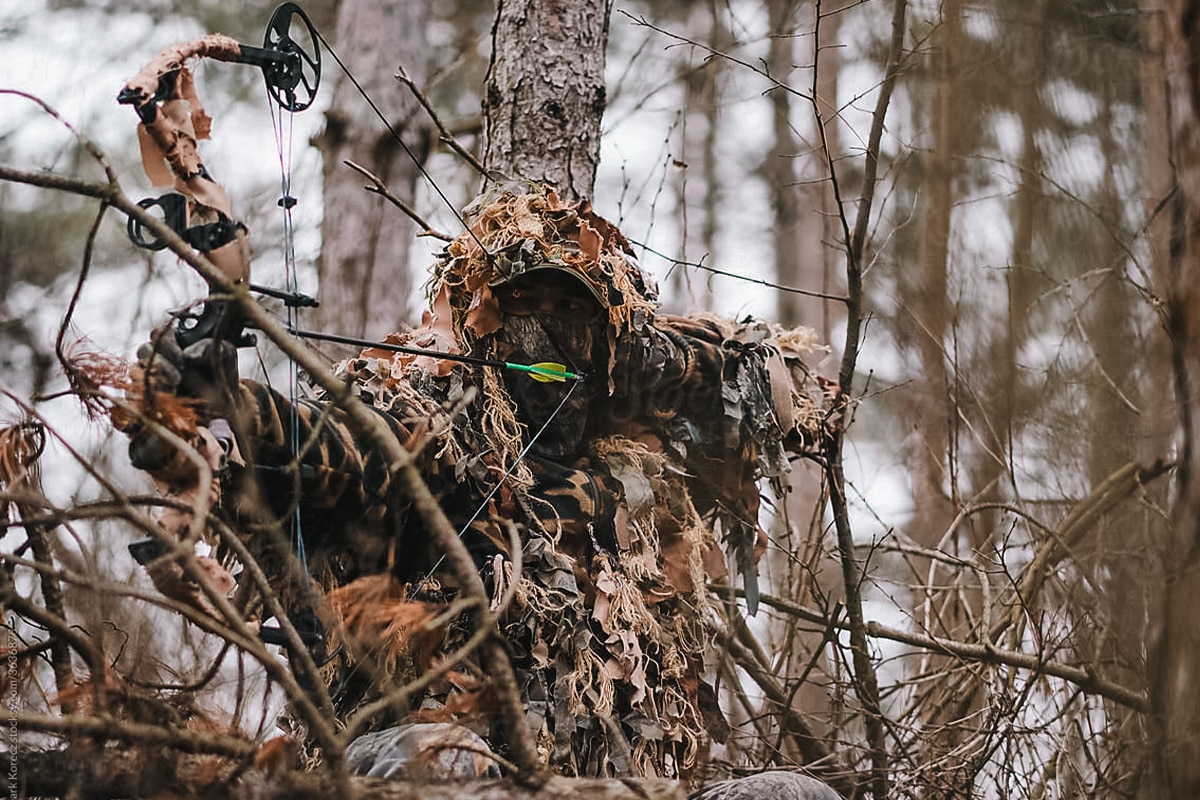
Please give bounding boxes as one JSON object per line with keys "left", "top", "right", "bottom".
{"left": 307, "top": 26, "right": 493, "bottom": 263}
{"left": 269, "top": 89, "right": 309, "bottom": 586}
{"left": 417, "top": 377, "right": 583, "bottom": 590}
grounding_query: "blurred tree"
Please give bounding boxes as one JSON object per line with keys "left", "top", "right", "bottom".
{"left": 1152, "top": 3, "right": 1200, "bottom": 798}
{"left": 312, "top": 0, "right": 431, "bottom": 339}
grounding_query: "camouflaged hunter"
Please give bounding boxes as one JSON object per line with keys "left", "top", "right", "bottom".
{"left": 125, "top": 187, "right": 829, "bottom": 781}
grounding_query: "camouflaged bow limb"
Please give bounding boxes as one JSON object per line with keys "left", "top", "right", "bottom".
{"left": 119, "top": 35, "right": 251, "bottom": 347}
{"left": 115, "top": 6, "right": 321, "bottom": 566}
{"left": 117, "top": 3, "right": 321, "bottom": 349}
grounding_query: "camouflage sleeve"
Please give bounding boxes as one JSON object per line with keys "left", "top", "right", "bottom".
{"left": 607, "top": 312, "right": 827, "bottom": 613}
{"left": 227, "top": 379, "right": 420, "bottom": 527}
{"left": 610, "top": 313, "right": 819, "bottom": 466}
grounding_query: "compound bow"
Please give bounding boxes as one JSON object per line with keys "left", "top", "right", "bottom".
{"left": 118, "top": 2, "right": 321, "bottom": 350}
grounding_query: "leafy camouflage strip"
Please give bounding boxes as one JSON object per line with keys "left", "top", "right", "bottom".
{"left": 121, "top": 188, "right": 831, "bottom": 782}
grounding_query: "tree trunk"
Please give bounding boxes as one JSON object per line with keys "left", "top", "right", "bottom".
{"left": 763, "top": 0, "right": 843, "bottom": 762}
{"left": 1152, "top": 3, "right": 1200, "bottom": 797}
{"left": 908, "top": 2, "right": 979, "bottom": 796}
{"left": 482, "top": 0, "right": 612, "bottom": 201}
{"left": 907, "top": 0, "right": 959, "bottom": 550}
{"left": 314, "top": 0, "right": 429, "bottom": 340}
{"left": 772, "top": 0, "right": 843, "bottom": 337}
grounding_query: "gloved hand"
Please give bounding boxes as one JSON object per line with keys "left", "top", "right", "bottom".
{"left": 134, "top": 325, "right": 239, "bottom": 406}
{"left": 126, "top": 324, "right": 239, "bottom": 472}
{"left": 144, "top": 550, "right": 236, "bottom": 616}
{"left": 131, "top": 325, "right": 185, "bottom": 396}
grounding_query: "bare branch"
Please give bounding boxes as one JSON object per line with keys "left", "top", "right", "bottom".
{"left": 814, "top": 1, "right": 911, "bottom": 796}
{"left": 343, "top": 159, "right": 455, "bottom": 241}
{"left": 394, "top": 66, "right": 489, "bottom": 178}
{"left": 13, "top": 710, "right": 257, "bottom": 758}
{"left": 720, "top": 586, "right": 1150, "bottom": 712}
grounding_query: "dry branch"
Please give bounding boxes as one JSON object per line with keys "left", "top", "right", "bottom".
{"left": 992, "top": 459, "right": 1173, "bottom": 643}
{"left": 343, "top": 159, "right": 454, "bottom": 241}
{"left": 10, "top": 748, "right": 685, "bottom": 800}
{"left": 723, "top": 586, "right": 1149, "bottom": 711}
{"left": 815, "top": 1, "right": 911, "bottom": 797}
{"left": 393, "top": 66, "right": 488, "bottom": 178}
{"left": 12, "top": 711, "right": 256, "bottom": 758}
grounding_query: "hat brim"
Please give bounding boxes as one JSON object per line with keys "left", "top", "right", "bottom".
{"left": 488, "top": 263, "right": 610, "bottom": 308}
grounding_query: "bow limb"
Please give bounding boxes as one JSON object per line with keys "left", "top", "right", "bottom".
{"left": 120, "top": 35, "right": 249, "bottom": 287}
{"left": 118, "top": 4, "right": 321, "bottom": 310}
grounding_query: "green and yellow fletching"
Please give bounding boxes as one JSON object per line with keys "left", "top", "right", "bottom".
{"left": 504, "top": 361, "right": 579, "bottom": 383}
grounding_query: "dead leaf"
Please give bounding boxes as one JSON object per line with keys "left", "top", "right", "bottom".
{"left": 251, "top": 736, "right": 298, "bottom": 777}
{"left": 326, "top": 574, "right": 447, "bottom": 674}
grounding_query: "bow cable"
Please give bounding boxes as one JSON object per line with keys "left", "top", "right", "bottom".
{"left": 268, "top": 72, "right": 310, "bottom": 582}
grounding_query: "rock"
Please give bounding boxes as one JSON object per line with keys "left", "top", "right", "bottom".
{"left": 689, "top": 771, "right": 842, "bottom": 800}
{"left": 345, "top": 723, "right": 501, "bottom": 780}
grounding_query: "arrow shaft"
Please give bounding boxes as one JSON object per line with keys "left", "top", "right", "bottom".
{"left": 285, "top": 327, "right": 580, "bottom": 381}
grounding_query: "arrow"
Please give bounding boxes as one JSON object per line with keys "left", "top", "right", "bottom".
{"left": 284, "top": 327, "right": 585, "bottom": 383}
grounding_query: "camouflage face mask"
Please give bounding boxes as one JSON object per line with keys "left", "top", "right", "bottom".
{"left": 501, "top": 312, "right": 604, "bottom": 458}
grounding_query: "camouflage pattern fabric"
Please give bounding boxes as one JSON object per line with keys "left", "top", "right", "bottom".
{"left": 128, "top": 188, "right": 829, "bottom": 783}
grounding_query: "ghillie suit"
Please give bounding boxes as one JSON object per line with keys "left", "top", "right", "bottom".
{"left": 122, "top": 188, "right": 829, "bottom": 782}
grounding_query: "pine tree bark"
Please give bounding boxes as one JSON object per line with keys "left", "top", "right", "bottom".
{"left": 482, "top": 0, "right": 612, "bottom": 201}
{"left": 315, "top": 0, "right": 429, "bottom": 340}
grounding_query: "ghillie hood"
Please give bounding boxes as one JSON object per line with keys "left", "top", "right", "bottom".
{"left": 417, "top": 187, "right": 658, "bottom": 385}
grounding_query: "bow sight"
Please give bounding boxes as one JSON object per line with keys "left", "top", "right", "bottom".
{"left": 118, "top": 2, "right": 321, "bottom": 348}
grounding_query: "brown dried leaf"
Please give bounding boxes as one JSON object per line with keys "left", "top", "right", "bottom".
{"left": 410, "top": 283, "right": 460, "bottom": 377}
{"left": 463, "top": 284, "right": 503, "bottom": 337}
{"left": 251, "top": 735, "right": 299, "bottom": 777}
{"left": 0, "top": 422, "right": 44, "bottom": 492}
{"left": 326, "top": 574, "right": 447, "bottom": 674}
{"left": 576, "top": 218, "right": 603, "bottom": 264}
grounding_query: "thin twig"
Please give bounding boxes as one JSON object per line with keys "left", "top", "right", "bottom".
{"left": 629, "top": 237, "right": 849, "bottom": 301}
{"left": 13, "top": 710, "right": 256, "bottom": 758}
{"left": 394, "top": 66, "right": 489, "bottom": 178}
{"left": 343, "top": 159, "right": 455, "bottom": 241}
{"left": 618, "top": 11, "right": 814, "bottom": 103}
{"left": 715, "top": 585, "right": 1150, "bottom": 712}
{"left": 815, "top": 1, "right": 910, "bottom": 796}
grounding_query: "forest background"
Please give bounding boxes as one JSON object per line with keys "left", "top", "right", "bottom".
{"left": 1, "top": 1, "right": 1197, "bottom": 798}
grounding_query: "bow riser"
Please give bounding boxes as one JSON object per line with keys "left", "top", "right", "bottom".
{"left": 118, "top": 4, "right": 322, "bottom": 348}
